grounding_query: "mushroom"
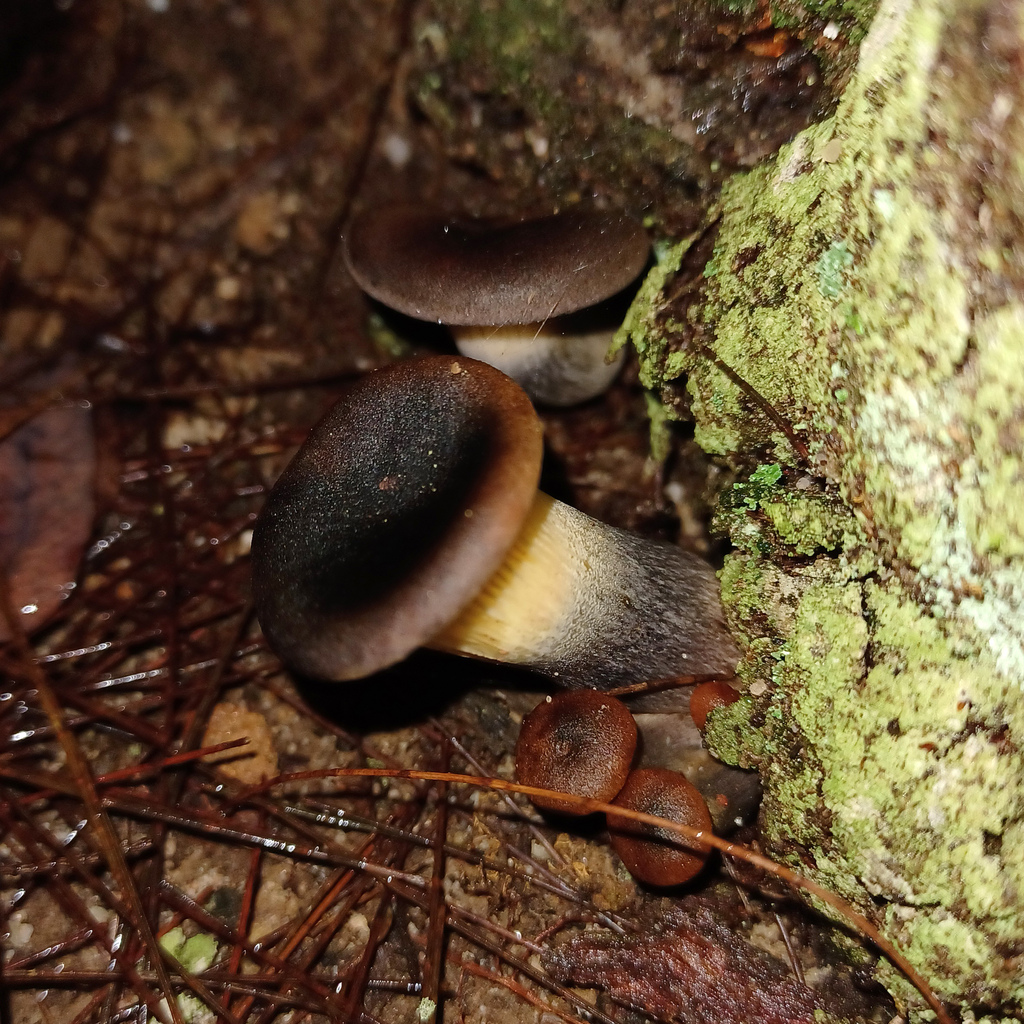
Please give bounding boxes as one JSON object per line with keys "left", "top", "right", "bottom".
{"left": 633, "top": 707, "right": 761, "bottom": 833}
{"left": 515, "top": 691, "right": 637, "bottom": 814}
{"left": 606, "top": 767, "right": 713, "bottom": 887}
{"left": 251, "top": 355, "right": 738, "bottom": 701}
{"left": 342, "top": 205, "right": 649, "bottom": 406}
{"left": 688, "top": 678, "right": 741, "bottom": 731}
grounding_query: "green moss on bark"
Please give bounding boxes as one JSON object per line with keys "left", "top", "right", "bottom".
{"left": 635, "top": 0, "right": 1024, "bottom": 1015}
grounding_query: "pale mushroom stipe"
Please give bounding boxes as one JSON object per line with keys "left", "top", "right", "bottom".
{"left": 251, "top": 356, "right": 739, "bottom": 702}
{"left": 342, "top": 206, "right": 650, "bottom": 406}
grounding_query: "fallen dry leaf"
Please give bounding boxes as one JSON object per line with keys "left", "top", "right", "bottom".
{"left": 543, "top": 901, "right": 820, "bottom": 1024}
{"left": 0, "top": 403, "right": 95, "bottom": 641}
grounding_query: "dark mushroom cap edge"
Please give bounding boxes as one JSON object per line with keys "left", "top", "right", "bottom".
{"left": 343, "top": 205, "right": 650, "bottom": 326}
{"left": 251, "top": 356, "right": 544, "bottom": 681}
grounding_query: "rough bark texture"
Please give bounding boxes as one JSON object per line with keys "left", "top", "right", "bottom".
{"left": 618, "top": 0, "right": 1024, "bottom": 1018}
{"left": 544, "top": 901, "right": 824, "bottom": 1024}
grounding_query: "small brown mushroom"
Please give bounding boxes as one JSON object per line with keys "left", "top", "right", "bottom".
{"left": 515, "top": 691, "right": 637, "bottom": 814}
{"left": 606, "top": 767, "right": 713, "bottom": 887}
{"left": 343, "top": 206, "right": 649, "bottom": 406}
{"left": 634, "top": 709, "right": 761, "bottom": 833}
{"left": 689, "top": 679, "right": 742, "bottom": 731}
{"left": 251, "top": 356, "right": 738, "bottom": 698}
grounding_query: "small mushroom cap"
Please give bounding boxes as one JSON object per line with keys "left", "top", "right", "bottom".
{"left": 634, "top": 710, "right": 760, "bottom": 833}
{"left": 607, "top": 767, "right": 713, "bottom": 887}
{"left": 251, "top": 356, "right": 544, "bottom": 681}
{"left": 343, "top": 206, "right": 650, "bottom": 326}
{"left": 689, "top": 679, "right": 742, "bottom": 732}
{"left": 515, "top": 691, "right": 637, "bottom": 815}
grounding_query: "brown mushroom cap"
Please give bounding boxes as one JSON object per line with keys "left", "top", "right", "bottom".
{"left": 607, "top": 767, "right": 713, "bottom": 887}
{"left": 343, "top": 206, "right": 650, "bottom": 326}
{"left": 515, "top": 691, "right": 637, "bottom": 815}
{"left": 689, "top": 679, "right": 742, "bottom": 732}
{"left": 634, "top": 710, "right": 761, "bottom": 833}
{"left": 251, "top": 356, "right": 543, "bottom": 681}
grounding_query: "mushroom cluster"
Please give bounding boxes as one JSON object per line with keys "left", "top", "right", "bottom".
{"left": 515, "top": 690, "right": 714, "bottom": 887}
{"left": 251, "top": 353, "right": 754, "bottom": 884}
{"left": 343, "top": 207, "right": 650, "bottom": 406}
{"left": 251, "top": 355, "right": 738, "bottom": 701}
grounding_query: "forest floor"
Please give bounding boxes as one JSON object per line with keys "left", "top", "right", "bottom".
{"left": 0, "top": 2, "right": 897, "bottom": 1022}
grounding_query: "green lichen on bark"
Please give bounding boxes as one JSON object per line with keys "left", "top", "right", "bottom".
{"left": 613, "top": 237, "right": 693, "bottom": 386}
{"left": 705, "top": 477, "right": 1024, "bottom": 1017}
{"left": 628, "top": 0, "right": 1024, "bottom": 1016}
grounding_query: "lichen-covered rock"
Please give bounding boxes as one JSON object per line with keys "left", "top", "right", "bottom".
{"left": 625, "top": 0, "right": 1024, "bottom": 1017}
{"left": 709, "top": 479, "right": 1023, "bottom": 1017}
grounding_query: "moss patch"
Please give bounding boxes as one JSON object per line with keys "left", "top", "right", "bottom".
{"left": 614, "top": 237, "right": 692, "bottom": 390}
{"left": 706, "top": 518, "right": 1024, "bottom": 1014}
{"left": 641, "top": 0, "right": 1024, "bottom": 1014}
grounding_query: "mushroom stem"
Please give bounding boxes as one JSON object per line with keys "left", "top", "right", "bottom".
{"left": 252, "top": 356, "right": 737, "bottom": 706}
{"left": 450, "top": 322, "right": 625, "bottom": 408}
{"left": 429, "top": 491, "right": 738, "bottom": 695}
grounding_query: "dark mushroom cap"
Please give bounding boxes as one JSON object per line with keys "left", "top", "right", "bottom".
{"left": 689, "top": 679, "right": 741, "bottom": 732}
{"left": 515, "top": 691, "right": 637, "bottom": 815}
{"left": 607, "top": 767, "right": 713, "bottom": 887}
{"left": 343, "top": 206, "right": 650, "bottom": 326}
{"left": 251, "top": 356, "right": 544, "bottom": 681}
